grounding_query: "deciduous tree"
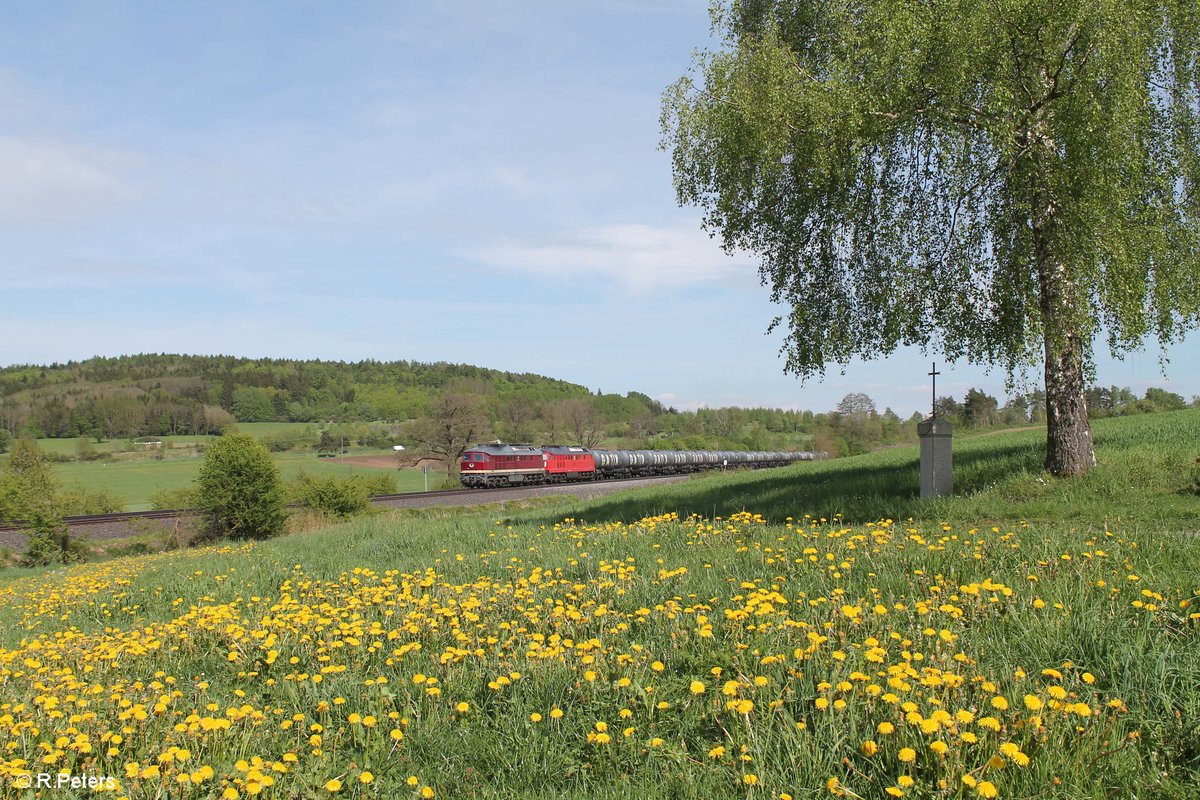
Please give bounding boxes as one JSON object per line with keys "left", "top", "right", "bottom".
{"left": 662, "top": 0, "right": 1200, "bottom": 476}
{"left": 409, "top": 390, "right": 490, "bottom": 481}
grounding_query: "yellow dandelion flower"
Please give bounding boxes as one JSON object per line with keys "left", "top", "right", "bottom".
{"left": 976, "top": 781, "right": 999, "bottom": 798}
{"left": 898, "top": 748, "right": 916, "bottom": 764}
{"left": 690, "top": 681, "right": 707, "bottom": 695}
{"left": 325, "top": 778, "right": 343, "bottom": 792}
{"left": 359, "top": 772, "right": 374, "bottom": 785}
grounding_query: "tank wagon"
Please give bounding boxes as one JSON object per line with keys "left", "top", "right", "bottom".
{"left": 460, "top": 445, "right": 813, "bottom": 488}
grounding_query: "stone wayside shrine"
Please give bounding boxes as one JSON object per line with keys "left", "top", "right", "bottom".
{"left": 918, "top": 362, "right": 953, "bottom": 498}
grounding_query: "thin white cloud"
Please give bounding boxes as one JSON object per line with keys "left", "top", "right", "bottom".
{"left": 0, "top": 136, "right": 137, "bottom": 224}
{"left": 470, "top": 223, "right": 752, "bottom": 290}
{"left": 0, "top": 257, "right": 162, "bottom": 290}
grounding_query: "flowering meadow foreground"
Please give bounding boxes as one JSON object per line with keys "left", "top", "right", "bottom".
{"left": 0, "top": 510, "right": 1197, "bottom": 799}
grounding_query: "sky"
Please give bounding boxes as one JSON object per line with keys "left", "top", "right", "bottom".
{"left": 1, "top": 1, "right": 1197, "bottom": 417}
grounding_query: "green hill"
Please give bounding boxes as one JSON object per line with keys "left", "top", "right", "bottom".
{"left": 0, "top": 354, "right": 596, "bottom": 439}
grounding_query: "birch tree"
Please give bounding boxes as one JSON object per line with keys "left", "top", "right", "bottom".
{"left": 662, "top": 0, "right": 1200, "bottom": 475}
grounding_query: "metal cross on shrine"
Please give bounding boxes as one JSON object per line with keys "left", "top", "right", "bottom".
{"left": 928, "top": 362, "right": 940, "bottom": 418}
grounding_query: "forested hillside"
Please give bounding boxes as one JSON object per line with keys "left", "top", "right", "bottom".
{"left": 0, "top": 355, "right": 591, "bottom": 439}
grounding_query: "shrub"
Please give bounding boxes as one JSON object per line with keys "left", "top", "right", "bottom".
{"left": 195, "top": 433, "right": 287, "bottom": 541}
{"left": 0, "top": 439, "right": 60, "bottom": 523}
{"left": 354, "top": 472, "right": 399, "bottom": 496}
{"left": 150, "top": 486, "right": 201, "bottom": 510}
{"left": 59, "top": 488, "right": 123, "bottom": 516}
{"left": 289, "top": 472, "right": 371, "bottom": 519}
{"left": 75, "top": 437, "right": 106, "bottom": 462}
{"left": 21, "top": 510, "right": 88, "bottom": 567}
{"left": 261, "top": 430, "right": 317, "bottom": 452}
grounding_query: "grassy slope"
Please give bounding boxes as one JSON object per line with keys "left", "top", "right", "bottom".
{"left": 548, "top": 409, "right": 1200, "bottom": 532}
{"left": 0, "top": 412, "right": 1197, "bottom": 798}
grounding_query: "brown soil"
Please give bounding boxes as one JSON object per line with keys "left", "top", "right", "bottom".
{"left": 329, "top": 455, "right": 446, "bottom": 470}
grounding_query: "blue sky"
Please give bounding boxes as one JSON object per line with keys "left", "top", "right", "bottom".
{"left": 2, "top": 1, "right": 1196, "bottom": 416}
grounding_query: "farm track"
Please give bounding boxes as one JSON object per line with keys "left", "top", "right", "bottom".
{"left": 0, "top": 475, "right": 693, "bottom": 551}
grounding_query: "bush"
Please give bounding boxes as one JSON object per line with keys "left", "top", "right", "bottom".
{"left": 59, "top": 488, "right": 123, "bottom": 515}
{"left": 75, "top": 437, "right": 107, "bottom": 462}
{"left": 260, "top": 429, "right": 318, "bottom": 453}
{"left": 1, "top": 439, "right": 60, "bottom": 523}
{"left": 150, "top": 486, "right": 201, "bottom": 510}
{"left": 289, "top": 472, "right": 371, "bottom": 518}
{"left": 21, "top": 511, "right": 89, "bottom": 567}
{"left": 195, "top": 433, "right": 287, "bottom": 541}
{"left": 354, "top": 472, "right": 399, "bottom": 496}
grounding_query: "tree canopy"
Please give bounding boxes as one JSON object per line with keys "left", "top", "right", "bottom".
{"left": 662, "top": 0, "right": 1200, "bottom": 475}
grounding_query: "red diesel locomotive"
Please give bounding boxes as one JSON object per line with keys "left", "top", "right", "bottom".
{"left": 459, "top": 444, "right": 814, "bottom": 488}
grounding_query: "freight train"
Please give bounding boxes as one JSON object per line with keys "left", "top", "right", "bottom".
{"left": 459, "top": 443, "right": 815, "bottom": 488}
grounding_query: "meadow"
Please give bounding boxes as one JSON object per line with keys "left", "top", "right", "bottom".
{"left": 0, "top": 412, "right": 1197, "bottom": 799}
{"left": 4, "top": 423, "right": 440, "bottom": 511}
{"left": 48, "top": 455, "right": 438, "bottom": 512}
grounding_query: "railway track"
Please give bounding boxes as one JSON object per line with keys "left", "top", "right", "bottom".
{"left": 0, "top": 474, "right": 692, "bottom": 539}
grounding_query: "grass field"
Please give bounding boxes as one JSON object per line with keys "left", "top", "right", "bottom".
{"left": 0, "top": 412, "right": 1197, "bottom": 798}
{"left": 30, "top": 435, "right": 214, "bottom": 456}
{"left": 49, "top": 455, "right": 443, "bottom": 511}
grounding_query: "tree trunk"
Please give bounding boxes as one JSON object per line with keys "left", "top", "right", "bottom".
{"left": 1033, "top": 181, "right": 1097, "bottom": 476}
{"left": 1042, "top": 327, "right": 1096, "bottom": 476}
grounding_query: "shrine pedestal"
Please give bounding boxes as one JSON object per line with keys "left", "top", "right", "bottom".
{"left": 917, "top": 418, "right": 953, "bottom": 498}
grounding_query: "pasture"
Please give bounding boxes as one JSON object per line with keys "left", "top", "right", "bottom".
{"left": 0, "top": 411, "right": 1197, "bottom": 798}
{"left": 49, "top": 455, "right": 439, "bottom": 511}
